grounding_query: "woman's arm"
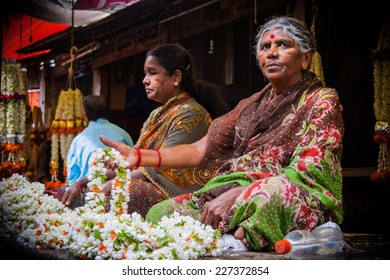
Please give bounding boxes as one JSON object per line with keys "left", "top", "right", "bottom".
{"left": 99, "top": 134, "right": 208, "bottom": 169}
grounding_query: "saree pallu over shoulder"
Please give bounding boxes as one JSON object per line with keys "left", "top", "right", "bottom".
{"left": 137, "top": 92, "right": 214, "bottom": 197}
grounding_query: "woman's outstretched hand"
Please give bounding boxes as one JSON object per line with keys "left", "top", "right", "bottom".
{"left": 100, "top": 135, "right": 137, "bottom": 169}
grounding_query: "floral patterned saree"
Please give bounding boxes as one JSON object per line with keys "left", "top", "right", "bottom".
{"left": 147, "top": 75, "right": 344, "bottom": 251}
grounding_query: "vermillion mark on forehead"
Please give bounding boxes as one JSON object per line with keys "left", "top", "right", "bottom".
{"left": 270, "top": 34, "right": 275, "bottom": 39}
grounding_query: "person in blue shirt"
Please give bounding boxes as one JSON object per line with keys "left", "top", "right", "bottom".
{"left": 66, "top": 95, "right": 134, "bottom": 188}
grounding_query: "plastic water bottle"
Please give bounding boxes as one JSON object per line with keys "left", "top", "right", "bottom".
{"left": 274, "top": 221, "right": 345, "bottom": 259}
{"left": 311, "top": 222, "right": 345, "bottom": 255}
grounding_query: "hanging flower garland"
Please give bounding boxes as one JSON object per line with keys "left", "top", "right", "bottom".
{"left": 309, "top": 3, "right": 326, "bottom": 86}
{"left": 0, "top": 147, "right": 223, "bottom": 260}
{"left": 49, "top": 86, "right": 84, "bottom": 187}
{"left": 0, "top": 59, "right": 27, "bottom": 179}
{"left": 371, "top": 14, "right": 390, "bottom": 185}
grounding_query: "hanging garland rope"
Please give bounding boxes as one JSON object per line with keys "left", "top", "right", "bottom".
{"left": 309, "top": 2, "right": 326, "bottom": 86}
{"left": 48, "top": 3, "right": 84, "bottom": 188}
{"left": 371, "top": 13, "right": 390, "bottom": 185}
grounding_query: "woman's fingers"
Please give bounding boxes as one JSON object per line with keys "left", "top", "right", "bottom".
{"left": 61, "top": 190, "right": 69, "bottom": 204}
{"left": 61, "top": 187, "right": 77, "bottom": 209}
{"left": 100, "top": 135, "right": 124, "bottom": 152}
{"left": 201, "top": 202, "right": 221, "bottom": 229}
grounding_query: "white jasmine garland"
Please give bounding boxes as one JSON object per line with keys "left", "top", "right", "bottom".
{"left": 5, "top": 99, "right": 16, "bottom": 138}
{"left": 64, "top": 89, "right": 75, "bottom": 120}
{"left": 0, "top": 102, "right": 6, "bottom": 137}
{"left": 0, "top": 148, "right": 223, "bottom": 260}
{"left": 73, "top": 89, "right": 83, "bottom": 119}
{"left": 50, "top": 132, "right": 59, "bottom": 180}
{"left": 18, "top": 99, "right": 26, "bottom": 139}
{"left": 66, "top": 134, "right": 75, "bottom": 155}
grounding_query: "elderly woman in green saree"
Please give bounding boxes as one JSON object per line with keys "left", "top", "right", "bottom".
{"left": 100, "top": 15, "right": 344, "bottom": 251}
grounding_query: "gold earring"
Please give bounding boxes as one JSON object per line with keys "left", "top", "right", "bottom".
{"left": 174, "top": 82, "right": 179, "bottom": 87}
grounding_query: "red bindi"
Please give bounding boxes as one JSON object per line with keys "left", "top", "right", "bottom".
{"left": 270, "top": 34, "right": 275, "bottom": 39}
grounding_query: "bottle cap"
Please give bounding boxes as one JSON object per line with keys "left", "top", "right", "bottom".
{"left": 275, "top": 239, "right": 291, "bottom": 254}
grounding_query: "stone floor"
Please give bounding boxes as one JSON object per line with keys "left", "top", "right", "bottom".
{"left": 1, "top": 233, "right": 389, "bottom": 260}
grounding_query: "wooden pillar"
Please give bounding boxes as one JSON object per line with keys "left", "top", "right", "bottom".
{"left": 292, "top": 0, "right": 307, "bottom": 22}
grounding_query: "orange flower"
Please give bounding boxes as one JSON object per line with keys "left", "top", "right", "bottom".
{"left": 371, "top": 170, "right": 390, "bottom": 184}
{"left": 121, "top": 248, "right": 128, "bottom": 259}
{"left": 99, "top": 243, "right": 107, "bottom": 252}
{"left": 2, "top": 161, "right": 13, "bottom": 168}
{"left": 373, "top": 132, "right": 389, "bottom": 143}
{"left": 10, "top": 164, "right": 20, "bottom": 173}
{"left": 45, "top": 180, "right": 64, "bottom": 189}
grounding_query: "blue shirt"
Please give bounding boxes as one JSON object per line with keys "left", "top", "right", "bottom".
{"left": 66, "top": 118, "right": 134, "bottom": 185}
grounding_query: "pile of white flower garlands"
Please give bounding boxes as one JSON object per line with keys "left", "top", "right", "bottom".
{"left": 0, "top": 59, "right": 27, "bottom": 179}
{"left": 0, "top": 147, "right": 223, "bottom": 260}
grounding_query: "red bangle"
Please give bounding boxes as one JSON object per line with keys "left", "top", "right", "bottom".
{"left": 133, "top": 147, "right": 142, "bottom": 170}
{"left": 153, "top": 149, "right": 161, "bottom": 170}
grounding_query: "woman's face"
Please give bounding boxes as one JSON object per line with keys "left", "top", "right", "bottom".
{"left": 257, "top": 30, "right": 311, "bottom": 90}
{"left": 143, "top": 56, "right": 178, "bottom": 103}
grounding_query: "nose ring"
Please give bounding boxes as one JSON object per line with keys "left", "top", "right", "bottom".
{"left": 273, "top": 52, "right": 277, "bottom": 56}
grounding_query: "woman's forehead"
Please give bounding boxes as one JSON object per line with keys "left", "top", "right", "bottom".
{"left": 260, "top": 29, "right": 293, "bottom": 43}
{"left": 144, "top": 56, "right": 162, "bottom": 69}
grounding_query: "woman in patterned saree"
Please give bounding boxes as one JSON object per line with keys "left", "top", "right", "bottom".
{"left": 62, "top": 43, "right": 229, "bottom": 217}
{"left": 100, "top": 16, "right": 344, "bottom": 251}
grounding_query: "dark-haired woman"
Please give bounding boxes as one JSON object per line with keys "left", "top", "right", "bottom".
{"left": 62, "top": 43, "right": 230, "bottom": 217}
